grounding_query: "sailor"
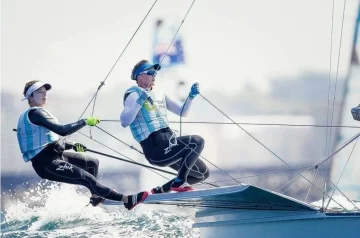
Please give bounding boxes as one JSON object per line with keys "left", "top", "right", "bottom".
{"left": 16, "top": 80, "right": 148, "bottom": 210}
{"left": 120, "top": 60, "right": 210, "bottom": 193}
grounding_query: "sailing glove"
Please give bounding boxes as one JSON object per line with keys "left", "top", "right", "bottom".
{"left": 137, "top": 90, "right": 154, "bottom": 105}
{"left": 73, "top": 142, "right": 87, "bottom": 152}
{"left": 189, "top": 82, "right": 200, "bottom": 99}
{"left": 85, "top": 117, "right": 100, "bottom": 126}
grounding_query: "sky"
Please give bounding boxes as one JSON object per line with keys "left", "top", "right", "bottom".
{"left": 2, "top": 0, "right": 359, "bottom": 98}
{"left": 1, "top": 0, "right": 360, "bottom": 174}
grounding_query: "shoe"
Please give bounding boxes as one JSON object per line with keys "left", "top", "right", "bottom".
{"left": 151, "top": 186, "right": 171, "bottom": 194}
{"left": 89, "top": 196, "right": 105, "bottom": 207}
{"left": 124, "top": 191, "right": 149, "bottom": 210}
{"left": 170, "top": 180, "right": 194, "bottom": 192}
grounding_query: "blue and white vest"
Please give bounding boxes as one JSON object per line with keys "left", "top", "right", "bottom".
{"left": 17, "top": 107, "right": 60, "bottom": 162}
{"left": 124, "top": 86, "right": 168, "bottom": 142}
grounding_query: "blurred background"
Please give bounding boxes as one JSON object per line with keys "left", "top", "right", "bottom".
{"left": 2, "top": 0, "right": 360, "bottom": 212}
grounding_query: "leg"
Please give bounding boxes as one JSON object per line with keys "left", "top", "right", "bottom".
{"left": 42, "top": 158, "right": 148, "bottom": 210}
{"left": 170, "top": 157, "right": 210, "bottom": 185}
{"left": 43, "top": 158, "right": 123, "bottom": 201}
{"left": 62, "top": 151, "right": 102, "bottom": 201}
{"left": 62, "top": 151, "right": 99, "bottom": 178}
{"left": 148, "top": 134, "right": 205, "bottom": 192}
{"left": 156, "top": 158, "right": 209, "bottom": 193}
{"left": 148, "top": 135, "right": 205, "bottom": 180}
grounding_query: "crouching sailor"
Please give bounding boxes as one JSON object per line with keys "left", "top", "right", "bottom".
{"left": 16, "top": 80, "right": 148, "bottom": 210}
{"left": 120, "top": 60, "right": 210, "bottom": 193}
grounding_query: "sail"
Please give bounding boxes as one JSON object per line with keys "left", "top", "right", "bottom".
{"left": 330, "top": 3, "right": 360, "bottom": 200}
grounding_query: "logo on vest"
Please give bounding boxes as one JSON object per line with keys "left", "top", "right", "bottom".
{"left": 56, "top": 163, "right": 74, "bottom": 173}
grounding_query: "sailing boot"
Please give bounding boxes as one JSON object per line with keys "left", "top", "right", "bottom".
{"left": 88, "top": 196, "right": 105, "bottom": 207}
{"left": 124, "top": 191, "right": 149, "bottom": 210}
{"left": 151, "top": 186, "right": 171, "bottom": 194}
{"left": 170, "top": 178, "right": 194, "bottom": 192}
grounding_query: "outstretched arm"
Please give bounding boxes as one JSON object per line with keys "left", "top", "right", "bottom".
{"left": 165, "top": 95, "right": 193, "bottom": 117}
{"left": 29, "top": 108, "right": 86, "bottom": 136}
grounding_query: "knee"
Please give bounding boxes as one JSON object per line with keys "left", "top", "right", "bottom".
{"left": 192, "top": 135, "right": 205, "bottom": 147}
{"left": 88, "top": 156, "right": 99, "bottom": 168}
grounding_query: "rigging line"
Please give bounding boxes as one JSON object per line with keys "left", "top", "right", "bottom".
{"left": 170, "top": 121, "right": 360, "bottom": 129}
{"left": 327, "top": 0, "right": 347, "bottom": 157}
{"left": 159, "top": 0, "right": 196, "bottom": 65}
{"left": 98, "top": 0, "right": 241, "bottom": 187}
{"left": 327, "top": 179, "right": 360, "bottom": 210}
{"left": 276, "top": 167, "right": 315, "bottom": 194}
{"left": 155, "top": 0, "right": 196, "bottom": 138}
{"left": 95, "top": 125, "right": 234, "bottom": 186}
{"left": 171, "top": 132, "right": 243, "bottom": 186}
{"left": 325, "top": 136, "right": 359, "bottom": 210}
{"left": 325, "top": 0, "right": 335, "bottom": 167}
{"left": 277, "top": 160, "right": 358, "bottom": 211}
{"left": 89, "top": 89, "right": 100, "bottom": 139}
{"left": 100, "top": 120, "right": 360, "bottom": 129}
{"left": 77, "top": 130, "right": 218, "bottom": 188}
{"left": 95, "top": 126, "right": 144, "bottom": 154}
{"left": 76, "top": 130, "right": 171, "bottom": 181}
{"left": 322, "top": 0, "right": 347, "bottom": 210}
{"left": 199, "top": 93, "right": 348, "bottom": 210}
{"left": 305, "top": 168, "right": 319, "bottom": 202}
{"left": 278, "top": 131, "right": 360, "bottom": 194}
{"left": 277, "top": 131, "right": 360, "bottom": 196}
{"left": 72, "top": 0, "right": 159, "bottom": 125}
{"left": 314, "top": 131, "right": 360, "bottom": 168}
{"left": 191, "top": 165, "right": 316, "bottom": 187}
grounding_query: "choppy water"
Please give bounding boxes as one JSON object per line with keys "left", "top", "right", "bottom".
{"left": 1, "top": 183, "right": 199, "bottom": 238}
{"left": 2, "top": 181, "right": 360, "bottom": 238}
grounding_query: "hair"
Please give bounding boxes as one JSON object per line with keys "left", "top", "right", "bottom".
{"left": 131, "top": 59, "right": 149, "bottom": 81}
{"left": 23, "top": 80, "right": 39, "bottom": 104}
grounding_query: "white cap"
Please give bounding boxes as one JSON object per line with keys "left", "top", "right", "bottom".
{"left": 22, "top": 81, "right": 52, "bottom": 101}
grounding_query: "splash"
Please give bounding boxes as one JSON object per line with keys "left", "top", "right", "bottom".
{"left": 1, "top": 182, "right": 199, "bottom": 237}
{"left": 311, "top": 194, "right": 360, "bottom": 211}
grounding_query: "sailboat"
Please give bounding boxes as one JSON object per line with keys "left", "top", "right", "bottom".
{"left": 80, "top": 1, "right": 360, "bottom": 238}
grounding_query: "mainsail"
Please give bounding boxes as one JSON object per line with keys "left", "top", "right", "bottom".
{"left": 330, "top": 3, "right": 360, "bottom": 200}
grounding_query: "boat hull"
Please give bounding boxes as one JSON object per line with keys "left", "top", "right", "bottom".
{"left": 194, "top": 210, "right": 360, "bottom": 238}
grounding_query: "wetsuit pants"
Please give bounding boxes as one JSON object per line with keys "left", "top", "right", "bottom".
{"left": 31, "top": 142, "right": 123, "bottom": 201}
{"left": 141, "top": 128, "right": 210, "bottom": 186}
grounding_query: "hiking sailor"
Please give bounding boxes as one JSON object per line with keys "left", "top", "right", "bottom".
{"left": 16, "top": 80, "right": 148, "bottom": 210}
{"left": 120, "top": 60, "right": 210, "bottom": 193}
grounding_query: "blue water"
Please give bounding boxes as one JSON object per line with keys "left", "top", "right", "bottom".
{"left": 1, "top": 183, "right": 199, "bottom": 237}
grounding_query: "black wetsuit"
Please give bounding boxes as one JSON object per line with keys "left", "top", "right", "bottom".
{"left": 29, "top": 108, "right": 123, "bottom": 201}
{"left": 140, "top": 127, "right": 210, "bottom": 190}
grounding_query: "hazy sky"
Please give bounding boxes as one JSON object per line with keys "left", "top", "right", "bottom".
{"left": 2, "top": 0, "right": 359, "bottom": 98}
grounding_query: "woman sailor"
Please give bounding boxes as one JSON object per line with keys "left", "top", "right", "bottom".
{"left": 16, "top": 80, "right": 148, "bottom": 210}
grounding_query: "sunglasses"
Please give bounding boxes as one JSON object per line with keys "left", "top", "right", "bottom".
{"left": 138, "top": 69, "right": 157, "bottom": 77}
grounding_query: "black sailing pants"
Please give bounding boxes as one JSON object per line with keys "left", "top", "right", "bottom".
{"left": 141, "top": 128, "right": 210, "bottom": 186}
{"left": 31, "top": 143, "right": 123, "bottom": 201}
